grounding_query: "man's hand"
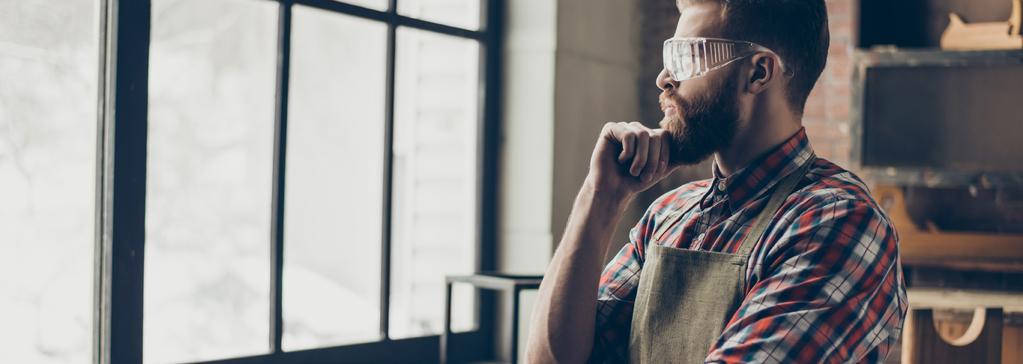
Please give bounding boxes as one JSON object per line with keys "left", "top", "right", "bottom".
{"left": 587, "top": 121, "right": 679, "bottom": 200}
{"left": 525, "top": 121, "right": 680, "bottom": 364}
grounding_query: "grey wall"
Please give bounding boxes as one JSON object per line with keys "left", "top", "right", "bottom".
{"left": 498, "top": 0, "right": 661, "bottom": 274}
{"left": 496, "top": 0, "right": 657, "bottom": 361}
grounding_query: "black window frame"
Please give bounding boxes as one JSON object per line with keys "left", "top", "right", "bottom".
{"left": 95, "top": 0, "right": 503, "bottom": 362}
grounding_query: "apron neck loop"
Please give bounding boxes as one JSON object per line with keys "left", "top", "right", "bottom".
{"left": 733, "top": 155, "right": 815, "bottom": 259}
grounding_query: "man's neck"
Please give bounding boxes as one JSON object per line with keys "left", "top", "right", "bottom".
{"left": 713, "top": 115, "right": 802, "bottom": 177}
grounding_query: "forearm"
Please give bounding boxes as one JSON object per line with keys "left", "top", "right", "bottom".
{"left": 526, "top": 180, "right": 632, "bottom": 364}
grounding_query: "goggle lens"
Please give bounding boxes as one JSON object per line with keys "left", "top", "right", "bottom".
{"left": 663, "top": 38, "right": 783, "bottom": 82}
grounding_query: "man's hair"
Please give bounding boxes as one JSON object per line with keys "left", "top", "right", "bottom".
{"left": 678, "top": 0, "right": 829, "bottom": 113}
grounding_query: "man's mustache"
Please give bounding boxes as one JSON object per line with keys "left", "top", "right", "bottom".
{"left": 659, "top": 91, "right": 693, "bottom": 118}
{"left": 658, "top": 91, "right": 680, "bottom": 110}
{"left": 658, "top": 91, "right": 687, "bottom": 130}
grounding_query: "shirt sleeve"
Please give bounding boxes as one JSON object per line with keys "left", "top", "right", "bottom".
{"left": 588, "top": 199, "right": 661, "bottom": 363}
{"left": 705, "top": 198, "right": 909, "bottom": 363}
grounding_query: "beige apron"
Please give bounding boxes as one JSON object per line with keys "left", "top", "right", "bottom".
{"left": 628, "top": 160, "right": 812, "bottom": 364}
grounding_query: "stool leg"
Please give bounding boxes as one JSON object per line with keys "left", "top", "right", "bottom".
{"left": 441, "top": 282, "right": 453, "bottom": 364}
{"left": 510, "top": 287, "right": 521, "bottom": 364}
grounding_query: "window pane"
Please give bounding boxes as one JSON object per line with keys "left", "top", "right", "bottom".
{"left": 0, "top": 1, "right": 100, "bottom": 363}
{"left": 334, "top": 0, "right": 388, "bottom": 12}
{"left": 282, "top": 5, "right": 387, "bottom": 351}
{"left": 390, "top": 28, "right": 480, "bottom": 338}
{"left": 144, "top": 0, "right": 278, "bottom": 363}
{"left": 398, "top": 0, "right": 481, "bottom": 31}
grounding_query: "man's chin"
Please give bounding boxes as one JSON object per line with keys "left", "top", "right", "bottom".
{"left": 658, "top": 118, "right": 699, "bottom": 166}
{"left": 659, "top": 115, "right": 682, "bottom": 134}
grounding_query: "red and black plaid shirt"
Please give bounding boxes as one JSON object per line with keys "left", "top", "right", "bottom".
{"left": 592, "top": 128, "right": 907, "bottom": 363}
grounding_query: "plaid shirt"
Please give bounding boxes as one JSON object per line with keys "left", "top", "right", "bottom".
{"left": 592, "top": 128, "right": 907, "bottom": 363}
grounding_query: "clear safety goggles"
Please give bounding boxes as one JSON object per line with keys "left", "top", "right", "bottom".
{"left": 663, "top": 37, "right": 786, "bottom": 81}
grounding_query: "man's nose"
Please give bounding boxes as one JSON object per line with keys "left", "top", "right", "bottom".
{"left": 656, "top": 68, "right": 679, "bottom": 91}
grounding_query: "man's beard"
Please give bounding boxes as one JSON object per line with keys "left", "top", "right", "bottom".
{"left": 660, "top": 68, "right": 741, "bottom": 165}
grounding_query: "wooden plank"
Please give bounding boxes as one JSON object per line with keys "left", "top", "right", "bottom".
{"left": 898, "top": 232, "right": 1023, "bottom": 261}
{"left": 908, "top": 288, "right": 1023, "bottom": 312}
{"left": 1004, "top": 324, "right": 1020, "bottom": 364}
{"left": 901, "top": 258, "right": 1023, "bottom": 273}
{"left": 941, "top": 0, "right": 1023, "bottom": 50}
{"left": 872, "top": 186, "right": 1023, "bottom": 267}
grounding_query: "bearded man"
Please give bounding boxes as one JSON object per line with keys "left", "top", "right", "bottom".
{"left": 525, "top": 1, "right": 908, "bottom": 363}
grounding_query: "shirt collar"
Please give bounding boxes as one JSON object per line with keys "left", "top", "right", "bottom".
{"left": 699, "top": 127, "right": 815, "bottom": 211}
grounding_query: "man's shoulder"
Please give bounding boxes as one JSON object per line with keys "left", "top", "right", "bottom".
{"left": 794, "top": 158, "right": 892, "bottom": 224}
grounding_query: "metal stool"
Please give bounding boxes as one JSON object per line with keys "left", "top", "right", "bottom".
{"left": 441, "top": 273, "right": 543, "bottom": 364}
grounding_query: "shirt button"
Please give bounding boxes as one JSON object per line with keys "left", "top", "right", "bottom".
{"left": 717, "top": 181, "right": 726, "bottom": 192}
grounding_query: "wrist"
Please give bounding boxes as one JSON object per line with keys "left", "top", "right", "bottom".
{"left": 581, "top": 176, "right": 634, "bottom": 211}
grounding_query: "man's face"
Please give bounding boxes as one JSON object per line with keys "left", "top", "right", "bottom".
{"left": 658, "top": 3, "right": 742, "bottom": 165}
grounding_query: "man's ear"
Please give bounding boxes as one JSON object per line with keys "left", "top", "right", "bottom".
{"left": 745, "top": 53, "right": 777, "bottom": 94}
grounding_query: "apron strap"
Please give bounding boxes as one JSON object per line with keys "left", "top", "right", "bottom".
{"left": 734, "top": 155, "right": 815, "bottom": 258}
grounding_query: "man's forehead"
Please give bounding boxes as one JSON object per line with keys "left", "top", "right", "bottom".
{"left": 674, "top": 2, "right": 726, "bottom": 38}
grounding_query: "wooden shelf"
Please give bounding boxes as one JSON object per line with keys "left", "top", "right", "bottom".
{"left": 873, "top": 186, "right": 1023, "bottom": 272}
{"left": 859, "top": 0, "right": 1015, "bottom": 49}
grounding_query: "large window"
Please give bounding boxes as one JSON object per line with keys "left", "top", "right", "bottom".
{"left": 0, "top": 1, "right": 102, "bottom": 363}
{"left": 1, "top": 0, "right": 501, "bottom": 362}
{"left": 144, "top": 0, "right": 279, "bottom": 362}
{"left": 281, "top": 5, "right": 389, "bottom": 351}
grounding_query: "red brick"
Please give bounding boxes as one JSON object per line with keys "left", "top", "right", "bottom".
{"left": 826, "top": 0, "right": 853, "bottom": 21}
{"left": 832, "top": 139, "right": 852, "bottom": 160}
{"left": 828, "top": 36, "right": 851, "bottom": 58}
{"left": 804, "top": 97, "right": 826, "bottom": 119}
{"left": 808, "top": 80, "right": 826, "bottom": 98}
{"left": 826, "top": 101, "right": 850, "bottom": 120}
{"left": 804, "top": 121, "right": 845, "bottom": 152}
{"left": 829, "top": 13, "right": 853, "bottom": 37}
{"left": 804, "top": 86, "right": 827, "bottom": 119}
{"left": 825, "top": 56, "right": 852, "bottom": 84}
{"left": 825, "top": 81, "right": 852, "bottom": 98}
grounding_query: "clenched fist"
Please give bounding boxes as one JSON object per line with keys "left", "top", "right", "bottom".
{"left": 586, "top": 121, "right": 680, "bottom": 200}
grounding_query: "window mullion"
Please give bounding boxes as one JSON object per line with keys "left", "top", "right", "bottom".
{"left": 380, "top": 0, "right": 398, "bottom": 339}
{"left": 473, "top": 0, "right": 502, "bottom": 345}
{"left": 97, "top": 0, "right": 151, "bottom": 363}
{"left": 269, "top": 0, "right": 294, "bottom": 355}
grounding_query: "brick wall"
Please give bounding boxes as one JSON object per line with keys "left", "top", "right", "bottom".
{"left": 806, "top": 0, "right": 856, "bottom": 168}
